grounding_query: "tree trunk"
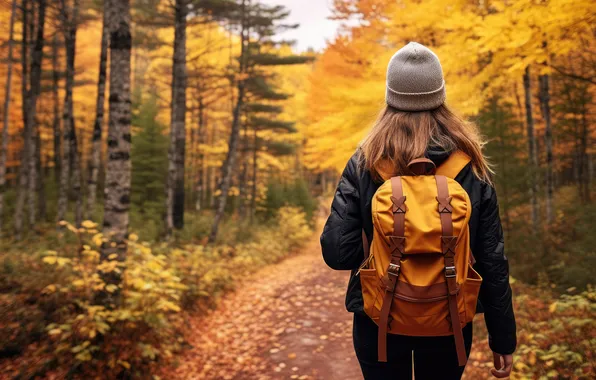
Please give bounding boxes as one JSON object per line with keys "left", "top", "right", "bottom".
{"left": 539, "top": 73, "right": 554, "bottom": 224}
{"left": 52, "top": 33, "right": 61, "bottom": 183}
{"left": 86, "top": 1, "right": 109, "bottom": 220}
{"left": 36, "top": 130, "right": 46, "bottom": 220}
{"left": 195, "top": 97, "right": 205, "bottom": 211}
{"left": 100, "top": 0, "right": 132, "bottom": 306}
{"left": 206, "top": 118, "right": 217, "bottom": 208}
{"left": 209, "top": 0, "right": 247, "bottom": 243}
{"left": 72, "top": 117, "right": 83, "bottom": 226}
{"left": 250, "top": 124, "right": 258, "bottom": 223}
{"left": 14, "top": 0, "right": 30, "bottom": 239}
{"left": 26, "top": 0, "right": 47, "bottom": 230}
{"left": 57, "top": 0, "right": 79, "bottom": 225}
{"left": 166, "top": 0, "right": 188, "bottom": 235}
{"left": 494, "top": 99, "right": 511, "bottom": 237}
{"left": 580, "top": 100, "right": 590, "bottom": 203}
{"left": 523, "top": 66, "right": 539, "bottom": 232}
{"left": 0, "top": 0, "right": 18, "bottom": 236}
{"left": 237, "top": 121, "right": 249, "bottom": 219}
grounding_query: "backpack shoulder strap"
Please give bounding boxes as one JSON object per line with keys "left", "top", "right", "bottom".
{"left": 435, "top": 150, "right": 472, "bottom": 179}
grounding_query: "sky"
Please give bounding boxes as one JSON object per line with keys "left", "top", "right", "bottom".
{"left": 260, "top": 0, "right": 342, "bottom": 52}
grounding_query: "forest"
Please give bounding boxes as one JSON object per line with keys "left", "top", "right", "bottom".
{"left": 0, "top": 0, "right": 594, "bottom": 379}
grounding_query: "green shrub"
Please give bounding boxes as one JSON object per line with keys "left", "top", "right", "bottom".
{"left": 262, "top": 178, "right": 317, "bottom": 222}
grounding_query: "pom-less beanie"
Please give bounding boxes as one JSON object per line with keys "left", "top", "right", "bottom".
{"left": 385, "top": 42, "right": 446, "bottom": 111}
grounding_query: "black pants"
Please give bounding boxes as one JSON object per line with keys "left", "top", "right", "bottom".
{"left": 353, "top": 313, "right": 473, "bottom": 380}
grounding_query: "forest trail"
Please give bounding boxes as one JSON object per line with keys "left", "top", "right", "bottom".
{"left": 168, "top": 222, "right": 362, "bottom": 380}
{"left": 167, "top": 221, "right": 493, "bottom": 380}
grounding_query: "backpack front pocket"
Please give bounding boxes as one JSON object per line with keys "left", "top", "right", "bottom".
{"left": 463, "top": 265, "right": 482, "bottom": 323}
{"left": 359, "top": 269, "right": 381, "bottom": 319}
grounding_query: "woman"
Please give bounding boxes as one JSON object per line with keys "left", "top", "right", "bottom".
{"left": 320, "top": 42, "right": 516, "bottom": 379}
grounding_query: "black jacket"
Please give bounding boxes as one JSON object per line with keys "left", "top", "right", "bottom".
{"left": 320, "top": 150, "right": 517, "bottom": 355}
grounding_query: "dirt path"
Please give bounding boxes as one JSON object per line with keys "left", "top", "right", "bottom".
{"left": 169, "top": 225, "right": 492, "bottom": 380}
{"left": 169, "top": 225, "right": 361, "bottom": 380}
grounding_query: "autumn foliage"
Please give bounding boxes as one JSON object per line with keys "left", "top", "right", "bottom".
{"left": 0, "top": 0, "right": 595, "bottom": 378}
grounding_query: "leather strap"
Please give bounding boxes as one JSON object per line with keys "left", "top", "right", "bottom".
{"left": 435, "top": 175, "right": 467, "bottom": 366}
{"left": 362, "top": 229, "right": 370, "bottom": 259}
{"left": 378, "top": 176, "right": 406, "bottom": 362}
{"left": 407, "top": 157, "right": 436, "bottom": 175}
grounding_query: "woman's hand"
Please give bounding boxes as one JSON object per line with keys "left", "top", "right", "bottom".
{"left": 490, "top": 352, "right": 513, "bottom": 378}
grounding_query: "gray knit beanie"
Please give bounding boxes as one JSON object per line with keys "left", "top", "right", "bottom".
{"left": 385, "top": 42, "right": 446, "bottom": 111}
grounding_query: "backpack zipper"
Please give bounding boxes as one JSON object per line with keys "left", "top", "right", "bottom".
{"left": 394, "top": 293, "right": 448, "bottom": 303}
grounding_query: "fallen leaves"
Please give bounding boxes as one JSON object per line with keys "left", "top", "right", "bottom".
{"left": 164, "top": 225, "right": 361, "bottom": 379}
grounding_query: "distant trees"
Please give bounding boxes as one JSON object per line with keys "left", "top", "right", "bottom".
{"left": 0, "top": 0, "right": 313, "bottom": 243}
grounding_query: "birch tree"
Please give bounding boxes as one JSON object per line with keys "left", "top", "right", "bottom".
{"left": 100, "top": 0, "right": 132, "bottom": 305}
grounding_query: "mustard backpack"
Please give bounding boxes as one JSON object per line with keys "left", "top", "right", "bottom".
{"left": 357, "top": 151, "right": 482, "bottom": 365}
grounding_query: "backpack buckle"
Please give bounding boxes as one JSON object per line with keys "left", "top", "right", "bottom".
{"left": 445, "top": 266, "right": 456, "bottom": 278}
{"left": 387, "top": 263, "right": 401, "bottom": 277}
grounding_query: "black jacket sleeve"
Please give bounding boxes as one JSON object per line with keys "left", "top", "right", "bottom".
{"left": 473, "top": 182, "right": 517, "bottom": 355}
{"left": 320, "top": 154, "right": 365, "bottom": 270}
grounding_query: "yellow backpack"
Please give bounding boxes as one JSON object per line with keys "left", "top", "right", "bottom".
{"left": 358, "top": 151, "right": 482, "bottom": 365}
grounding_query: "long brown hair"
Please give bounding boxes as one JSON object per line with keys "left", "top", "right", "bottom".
{"left": 360, "top": 104, "right": 493, "bottom": 184}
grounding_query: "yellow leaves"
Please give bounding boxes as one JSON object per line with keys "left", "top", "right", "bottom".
{"left": 42, "top": 284, "right": 57, "bottom": 295}
{"left": 43, "top": 256, "right": 57, "bottom": 265}
{"left": 130, "top": 278, "right": 147, "bottom": 290}
{"left": 97, "top": 260, "right": 120, "bottom": 274}
{"left": 549, "top": 302, "right": 558, "bottom": 313}
{"left": 48, "top": 328, "right": 62, "bottom": 336}
{"left": 528, "top": 350, "right": 537, "bottom": 365}
{"left": 118, "top": 360, "right": 131, "bottom": 369}
{"left": 92, "top": 233, "right": 104, "bottom": 247}
{"left": 105, "top": 284, "right": 119, "bottom": 293}
{"left": 81, "top": 220, "right": 98, "bottom": 229}
{"left": 157, "top": 300, "right": 181, "bottom": 313}
{"left": 43, "top": 255, "right": 71, "bottom": 267}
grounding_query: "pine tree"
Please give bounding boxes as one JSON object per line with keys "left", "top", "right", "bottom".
{"left": 131, "top": 91, "right": 168, "bottom": 220}
{"left": 208, "top": 0, "right": 312, "bottom": 242}
{"left": 477, "top": 97, "right": 526, "bottom": 237}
